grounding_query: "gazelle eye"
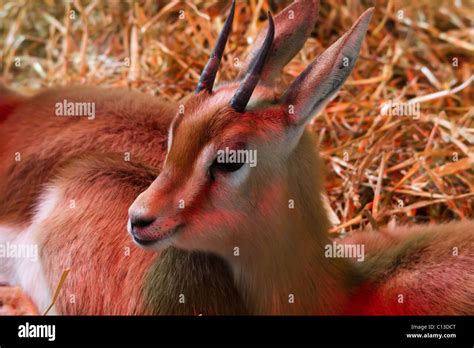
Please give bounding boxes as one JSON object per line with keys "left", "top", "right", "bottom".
{"left": 209, "top": 151, "right": 246, "bottom": 181}
{"left": 209, "top": 144, "right": 249, "bottom": 181}
{"left": 211, "top": 159, "right": 245, "bottom": 173}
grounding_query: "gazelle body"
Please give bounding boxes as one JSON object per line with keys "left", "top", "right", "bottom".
{"left": 0, "top": 0, "right": 473, "bottom": 315}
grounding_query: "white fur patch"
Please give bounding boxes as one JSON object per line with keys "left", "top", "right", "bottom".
{"left": 228, "top": 162, "right": 251, "bottom": 187}
{"left": 6, "top": 186, "right": 62, "bottom": 315}
{"left": 164, "top": 117, "right": 178, "bottom": 165}
{"left": 166, "top": 124, "right": 173, "bottom": 155}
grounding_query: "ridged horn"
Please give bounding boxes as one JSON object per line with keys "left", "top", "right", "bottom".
{"left": 230, "top": 13, "right": 275, "bottom": 113}
{"left": 195, "top": 0, "right": 235, "bottom": 94}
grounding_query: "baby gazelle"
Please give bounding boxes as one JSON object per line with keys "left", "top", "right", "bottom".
{"left": 0, "top": 1, "right": 472, "bottom": 315}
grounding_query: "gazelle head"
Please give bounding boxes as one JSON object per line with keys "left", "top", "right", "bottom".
{"left": 128, "top": 0, "right": 373, "bottom": 254}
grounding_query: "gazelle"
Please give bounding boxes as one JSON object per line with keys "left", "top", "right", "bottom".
{"left": 0, "top": 0, "right": 473, "bottom": 315}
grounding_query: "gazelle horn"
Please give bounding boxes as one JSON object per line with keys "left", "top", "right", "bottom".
{"left": 230, "top": 13, "right": 275, "bottom": 113}
{"left": 195, "top": 0, "right": 236, "bottom": 94}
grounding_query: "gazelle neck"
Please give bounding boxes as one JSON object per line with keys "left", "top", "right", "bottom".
{"left": 221, "top": 131, "right": 355, "bottom": 314}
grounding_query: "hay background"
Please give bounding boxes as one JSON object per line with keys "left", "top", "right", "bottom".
{"left": 0, "top": 0, "right": 472, "bottom": 233}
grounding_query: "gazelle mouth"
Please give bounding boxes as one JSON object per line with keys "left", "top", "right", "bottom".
{"left": 131, "top": 224, "right": 183, "bottom": 247}
{"left": 132, "top": 236, "right": 158, "bottom": 246}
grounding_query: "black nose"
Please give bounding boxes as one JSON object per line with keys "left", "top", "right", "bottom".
{"left": 130, "top": 216, "right": 155, "bottom": 229}
{"left": 129, "top": 217, "right": 157, "bottom": 246}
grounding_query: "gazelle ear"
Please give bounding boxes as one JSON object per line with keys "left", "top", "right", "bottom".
{"left": 283, "top": 8, "right": 374, "bottom": 127}
{"left": 238, "top": 0, "right": 319, "bottom": 86}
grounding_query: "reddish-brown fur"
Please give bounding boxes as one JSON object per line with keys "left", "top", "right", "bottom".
{"left": 1, "top": 86, "right": 473, "bottom": 316}
{"left": 38, "top": 155, "right": 245, "bottom": 314}
{"left": 345, "top": 223, "right": 474, "bottom": 314}
{"left": 0, "top": 87, "right": 246, "bottom": 315}
{"left": 0, "top": 87, "right": 172, "bottom": 223}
